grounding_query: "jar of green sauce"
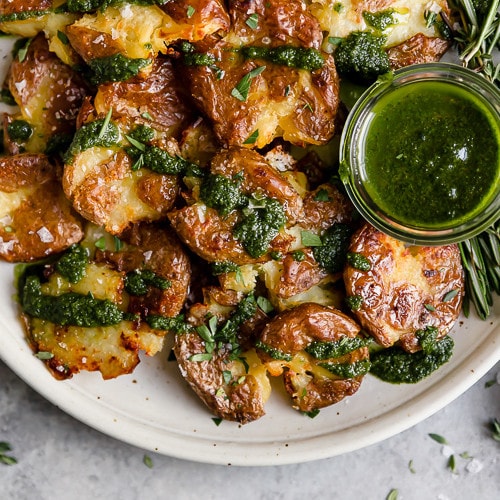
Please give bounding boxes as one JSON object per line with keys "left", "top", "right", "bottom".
{"left": 340, "top": 63, "right": 500, "bottom": 245}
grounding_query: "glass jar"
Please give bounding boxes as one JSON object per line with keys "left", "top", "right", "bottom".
{"left": 339, "top": 62, "right": 500, "bottom": 245}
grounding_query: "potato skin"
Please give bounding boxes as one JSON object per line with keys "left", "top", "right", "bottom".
{"left": 6, "top": 33, "right": 88, "bottom": 150}
{"left": 93, "top": 57, "right": 196, "bottom": 139}
{"left": 387, "top": 34, "right": 451, "bottom": 70}
{"left": 95, "top": 222, "right": 191, "bottom": 318}
{"left": 343, "top": 224, "right": 464, "bottom": 352}
{"left": 229, "top": 0, "right": 323, "bottom": 48}
{"left": 258, "top": 303, "right": 368, "bottom": 412}
{"left": 299, "top": 183, "right": 354, "bottom": 231}
{"left": 210, "top": 147, "right": 303, "bottom": 223}
{"left": 168, "top": 147, "right": 299, "bottom": 264}
{"left": 174, "top": 333, "right": 268, "bottom": 424}
{"left": 0, "top": 154, "right": 83, "bottom": 262}
{"left": 183, "top": 39, "right": 339, "bottom": 148}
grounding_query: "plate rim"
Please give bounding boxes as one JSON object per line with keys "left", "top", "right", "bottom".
{"left": 1, "top": 303, "right": 498, "bottom": 466}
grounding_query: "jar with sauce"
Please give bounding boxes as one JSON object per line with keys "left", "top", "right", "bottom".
{"left": 340, "top": 63, "right": 500, "bottom": 245}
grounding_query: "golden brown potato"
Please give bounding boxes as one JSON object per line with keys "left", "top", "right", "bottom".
{"left": 343, "top": 224, "right": 464, "bottom": 352}
{"left": 210, "top": 147, "right": 303, "bottom": 223}
{"left": 228, "top": 0, "right": 323, "bottom": 48}
{"left": 0, "top": 0, "right": 53, "bottom": 36}
{"left": 63, "top": 92, "right": 188, "bottom": 235}
{"left": 257, "top": 302, "right": 368, "bottom": 412}
{"left": 94, "top": 222, "right": 191, "bottom": 318}
{"left": 0, "top": 153, "right": 83, "bottom": 262}
{"left": 168, "top": 205, "right": 256, "bottom": 265}
{"left": 174, "top": 334, "right": 270, "bottom": 424}
{"left": 168, "top": 147, "right": 301, "bottom": 264}
{"left": 311, "top": 0, "right": 451, "bottom": 51}
{"left": 174, "top": 291, "right": 271, "bottom": 423}
{"left": 22, "top": 260, "right": 164, "bottom": 380}
{"left": 178, "top": 0, "right": 339, "bottom": 148}
{"left": 5, "top": 33, "right": 89, "bottom": 153}
{"left": 299, "top": 183, "right": 354, "bottom": 231}
{"left": 66, "top": 1, "right": 229, "bottom": 62}
{"left": 264, "top": 249, "right": 328, "bottom": 300}
{"left": 387, "top": 33, "right": 451, "bottom": 69}
{"left": 160, "top": 0, "right": 230, "bottom": 39}
{"left": 183, "top": 38, "right": 339, "bottom": 148}
{"left": 93, "top": 57, "right": 196, "bottom": 139}
{"left": 21, "top": 221, "right": 191, "bottom": 379}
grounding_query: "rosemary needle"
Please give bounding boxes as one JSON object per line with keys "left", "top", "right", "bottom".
{"left": 452, "top": 1, "right": 500, "bottom": 319}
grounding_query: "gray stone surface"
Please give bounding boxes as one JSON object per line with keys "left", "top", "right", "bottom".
{"left": 1, "top": 360, "right": 498, "bottom": 500}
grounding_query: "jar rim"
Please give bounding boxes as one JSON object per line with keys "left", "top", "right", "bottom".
{"left": 339, "top": 62, "right": 500, "bottom": 245}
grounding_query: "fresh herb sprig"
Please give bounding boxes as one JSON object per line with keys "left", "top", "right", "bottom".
{"left": 451, "top": 0, "right": 500, "bottom": 83}
{"left": 451, "top": 1, "right": 500, "bottom": 319}
{"left": 459, "top": 222, "right": 500, "bottom": 319}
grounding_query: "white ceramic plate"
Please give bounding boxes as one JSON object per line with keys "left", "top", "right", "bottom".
{"left": 0, "top": 37, "right": 499, "bottom": 467}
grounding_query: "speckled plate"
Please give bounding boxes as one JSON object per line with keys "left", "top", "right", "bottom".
{"left": 0, "top": 37, "right": 499, "bottom": 467}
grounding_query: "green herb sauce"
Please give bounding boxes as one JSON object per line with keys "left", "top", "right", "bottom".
{"left": 335, "top": 31, "right": 390, "bottom": 81}
{"left": 312, "top": 223, "right": 352, "bottom": 273}
{"left": 21, "top": 275, "right": 124, "bottom": 327}
{"left": 88, "top": 54, "right": 151, "bottom": 85}
{"left": 64, "top": 118, "right": 120, "bottom": 164}
{"left": 362, "top": 81, "right": 500, "bottom": 228}
{"left": 233, "top": 197, "right": 286, "bottom": 258}
{"left": 125, "top": 269, "right": 171, "bottom": 296}
{"left": 146, "top": 314, "right": 193, "bottom": 334}
{"left": 55, "top": 244, "right": 89, "bottom": 284}
{"left": 345, "top": 295, "right": 363, "bottom": 311}
{"left": 241, "top": 45, "right": 324, "bottom": 71}
{"left": 255, "top": 340, "right": 292, "bottom": 361}
{"left": 7, "top": 120, "right": 32, "bottom": 141}
{"left": 319, "top": 358, "right": 371, "bottom": 378}
{"left": 305, "top": 337, "right": 369, "bottom": 359}
{"left": 363, "top": 9, "right": 397, "bottom": 31}
{"left": 370, "top": 336, "right": 454, "bottom": 384}
{"left": 200, "top": 174, "right": 247, "bottom": 216}
{"left": 346, "top": 252, "right": 371, "bottom": 271}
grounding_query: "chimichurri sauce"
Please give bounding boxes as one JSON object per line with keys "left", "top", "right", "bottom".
{"left": 362, "top": 81, "right": 500, "bottom": 228}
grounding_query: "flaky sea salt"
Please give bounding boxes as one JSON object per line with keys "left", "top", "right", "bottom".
{"left": 466, "top": 458, "right": 483, "bottom": 473}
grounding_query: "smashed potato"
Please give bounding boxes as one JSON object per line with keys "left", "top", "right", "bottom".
{"left": 21, "top": 221, "right": 191, "bottom": 379}
{"left": 0, "top": 154, "right": 83, "bottom": 262}
{"left": 174, "top": 291, "right": 271, "bottom": 424}
{"left": 257, "top": 303, "right": 369, "bottom": 412}
{"left": 5, "top": 33, "right": 88, "bottom": 153}
{"left": 343, "top": 224, "right": 464, "bottom": 352}
{"left": 178, "top": 0, "right": 341, "bottom": 148}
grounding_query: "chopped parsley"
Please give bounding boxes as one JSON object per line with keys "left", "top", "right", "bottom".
{"left": 231, "top": 66, "right": 266, "bottom": 101}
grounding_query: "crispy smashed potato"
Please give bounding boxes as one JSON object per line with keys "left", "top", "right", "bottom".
{"left": 174, "top": 290, "right": 271, "bottom": 423}
{"left": 257, "top": 303, "right": 369, "bottom": 412}
{"left": 22, "top": 221, "right": 191, "bottom": 379}
{"left": 344, "top": 224, "right": 464, "bottom": 352}
{"left": 5, "top": 33, "right": 88, "bottom": 153}
{"left": 65, "top": 0, "right": 229, "bottom": 63}
{"left": 182, "top": 0, "right": 340, "bottom": 148}
{"left": 0, "top": 154, "right": 83, "bottom": 262}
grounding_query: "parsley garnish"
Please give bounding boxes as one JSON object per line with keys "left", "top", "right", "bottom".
{"left": 0, "top": 442, "right": 17, "bottom": 465}
{"left": 246, "top": 13, "right": 259, "bottom": 29}
{"left": 428, "top": 433, "right": 448, "bottom": 444}
{"left": 231, "top": 66, "right": 266, "bottom": 101}
{"left": 143, "top": 454, "right": 153, "bottom": 468}
{"left": 243, "top": 129, "right": 259, "bottom": 144}
{"left": 301, "top": 230, "right": 322, "bottom": 247}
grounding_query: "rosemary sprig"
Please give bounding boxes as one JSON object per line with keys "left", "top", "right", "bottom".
{"left": 451, "top": 1, "right": 500, "bottom": 319}
{"left": 451, "top": 0, "right": 500, "bottom": 83}
{"left": 459, "top": 222, "right": 500, "bottom": 319}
